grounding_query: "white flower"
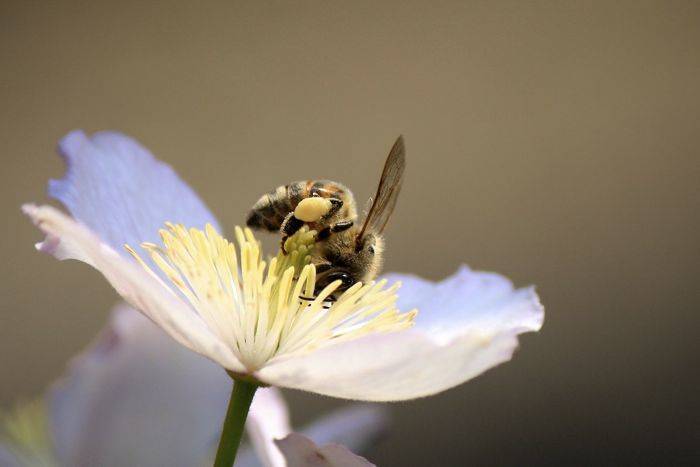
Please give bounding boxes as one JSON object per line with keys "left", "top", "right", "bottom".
{"left": 23, "top": 130, "right": 544, "bottom": 402}
{"left": 0, "top": 304, "right": 389, "bottom": 467}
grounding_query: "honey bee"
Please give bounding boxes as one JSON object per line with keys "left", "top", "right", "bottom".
{"left": 246, "top": 136, "right": 406, "bottom": 297}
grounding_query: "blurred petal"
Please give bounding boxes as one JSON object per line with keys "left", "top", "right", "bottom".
{"left": 300, "top": 405, "right": 389, "bottom": 451}
{"left": 48, "top": 130, "right": 219, "bottom": 256}
{"left": 0, "top": 398, "right": 56, "bottom": 466}
{"left": 0, "top": 446, "right": 21, "bottom": 467}
{"left": 257, "top": 266, "right": 543, "bottom": 401}
{"left": 275, "top": 434, "right": 374, "bottom": 467}
{"left": 245, "top": 388, "right": 291, "bottom": 467}
{"left": 235, "top": 405, "right": 389, "bottom": 467}
{"left": 22, "top": 204, "right": 242, "bottom": 372}
{"left": 49, "top": 304, "right": 232, "bottom": 467}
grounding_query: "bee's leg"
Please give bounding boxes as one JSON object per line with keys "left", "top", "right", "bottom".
{"left": 299, "top": 288, "right": 336, "bottom": 308}
{"left": 299, "top": 295, "right": 333, "bottom": 309}
{"left": 280, "top": 212, "right": 305, "bottom": 254}
{"left": 281, "top": 212, "right": 304, "bottom": 236}
{"left": 331, "top": 220, "right": 354, "bottom": 233}
{"left": 322, "top": 294, "right": 337, "bottom": 309}
{"left": 326, "top": 198, "right": 344, "bottom": 216}
{"left": 299, "top": 296, "right": 330, "bottom": 309}
{"left": 316, "top": 220, "right": 354, "bottom": 242}
{"left": 314, "top": 197, "right": 343, "bottom": 225}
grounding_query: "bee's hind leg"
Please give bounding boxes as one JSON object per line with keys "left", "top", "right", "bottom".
{"left": 280, "top": 212, "right": 305, "bottom": 254}
{"left": 326, "top": 198, "right": 344, "bottom": 217}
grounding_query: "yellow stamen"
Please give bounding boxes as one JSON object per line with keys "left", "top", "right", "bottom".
{"left": 126, "top": 225, "right": 416, "bottom": 371}
{"left": 0, "top": 399, "right": 57, "bottom": 466}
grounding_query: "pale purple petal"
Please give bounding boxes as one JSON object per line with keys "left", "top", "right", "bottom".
{"left": 236, "top": 405, "right": 388, "bottom": 467}
{"left": 258, "top": 266, "right": 543, "bottom": 401}
{"left": 383, "top": 265, "right": 544, "bottom": 340}
{"left": 0, "top": 446, "right": 21, "bottom": 467}
{"left": 275, "top": 434, "right": 374, "bottom": 467}
{"left": 50, "top": 304, "right": 231, "bottom": 467}
{"left": 48, "top": 130, "right": 219, "bottom": 254}
{"left": 300, "top": 405, "right": 389, "bottom": 451}
{"left": 245, "top": 388, "right": 291, "bottom": 467}
{"left": 22, "top": 204, "right": 242, "bottom": 371}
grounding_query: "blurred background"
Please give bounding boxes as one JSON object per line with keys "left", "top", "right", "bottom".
{"left": 1, "top": 1, "right": 698, "bottom": 465}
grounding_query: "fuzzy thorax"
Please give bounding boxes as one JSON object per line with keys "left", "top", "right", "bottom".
{"left": 126, "top": 224, "right": 416, "bottom": 371}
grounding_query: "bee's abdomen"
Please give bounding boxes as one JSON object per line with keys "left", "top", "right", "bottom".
{"left": 246, "top": 184, "right": 296, "bottom": 231}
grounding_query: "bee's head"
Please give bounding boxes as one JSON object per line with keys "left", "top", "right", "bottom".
{"left": 312, "top": 233, "right": 385, "bottom": 298}
{"left": 314, "top": 267, "right": 357, "bottom": 296}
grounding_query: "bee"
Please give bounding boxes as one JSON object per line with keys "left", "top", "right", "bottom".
{"left": 246, "top": 136, "right": 406, "bottom": 297}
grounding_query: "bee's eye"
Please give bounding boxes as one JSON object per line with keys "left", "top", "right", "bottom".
{"left": 327, "top": 272, "right": 354, "bottom": 288}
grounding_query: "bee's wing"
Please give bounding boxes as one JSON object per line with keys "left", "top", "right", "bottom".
{"left": 357, "top": 136, "right": 406, "bottom": 242}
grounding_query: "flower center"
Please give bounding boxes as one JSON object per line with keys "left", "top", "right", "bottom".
{"left": 126, "top": 224, "right": 416, "bottom": 370}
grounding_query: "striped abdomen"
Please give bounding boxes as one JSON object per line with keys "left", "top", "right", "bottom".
{"left": 246, "top": 180, "right": 356, "bottom": 232}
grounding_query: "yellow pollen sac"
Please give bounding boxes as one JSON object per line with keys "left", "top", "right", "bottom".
{"left": 125, "top": 224, "right": 416, "bottom": 371}
{"left": 294, "top": 197, "right": 332, "bottom": 222}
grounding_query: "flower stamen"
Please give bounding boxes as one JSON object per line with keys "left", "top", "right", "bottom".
{"left": 126, "top": 224, "right": 416, "bottom": 371}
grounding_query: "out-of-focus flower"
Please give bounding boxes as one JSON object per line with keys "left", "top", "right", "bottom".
{"left": 0, "top": 304, "right": 389, "bottom": 467}
{"left": 23, "top": 130, "right": 544, "bottom": 402}
{"left": 275, "top": 433, "right": 375, "bottom": 467}
{"left": 0, "top": 400, "right": 55, "bottom": 467}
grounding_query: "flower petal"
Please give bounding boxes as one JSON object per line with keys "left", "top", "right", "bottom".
{"left": 299, "top": 405, "right": 389, "bottom": 450}
{"left": 22, "top": 204, "right": 243, "bottom": 372}
{"left": 245, "top": 388, "right": 291, "bottom": 467}
{"left": 275, "top": 433, "right": 374, "bottom": 467}
{"left": 235, "top": 405, "right": 389, "bottom": 467}
{"left": 257, "top": 266, "right": 543, "bottom": 401}
{"left": 385, "top": 265, "right": 544, "bottom": 339}
{"left": 49, "top": 304, "right": 232, "bottom": 467}
{"left": 0, "top": 447, "right": 21, "bottom": 467}
{"left": 48, "top": 130, "right": 220, "bottom": 256}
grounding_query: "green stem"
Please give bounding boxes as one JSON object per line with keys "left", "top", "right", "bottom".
{"left": 213, "top": 380, "right": 258, "bottom": 467}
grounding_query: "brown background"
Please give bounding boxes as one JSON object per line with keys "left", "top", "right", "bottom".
{"left": 2, "top": 1, "right": 699, "bottom": 465}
